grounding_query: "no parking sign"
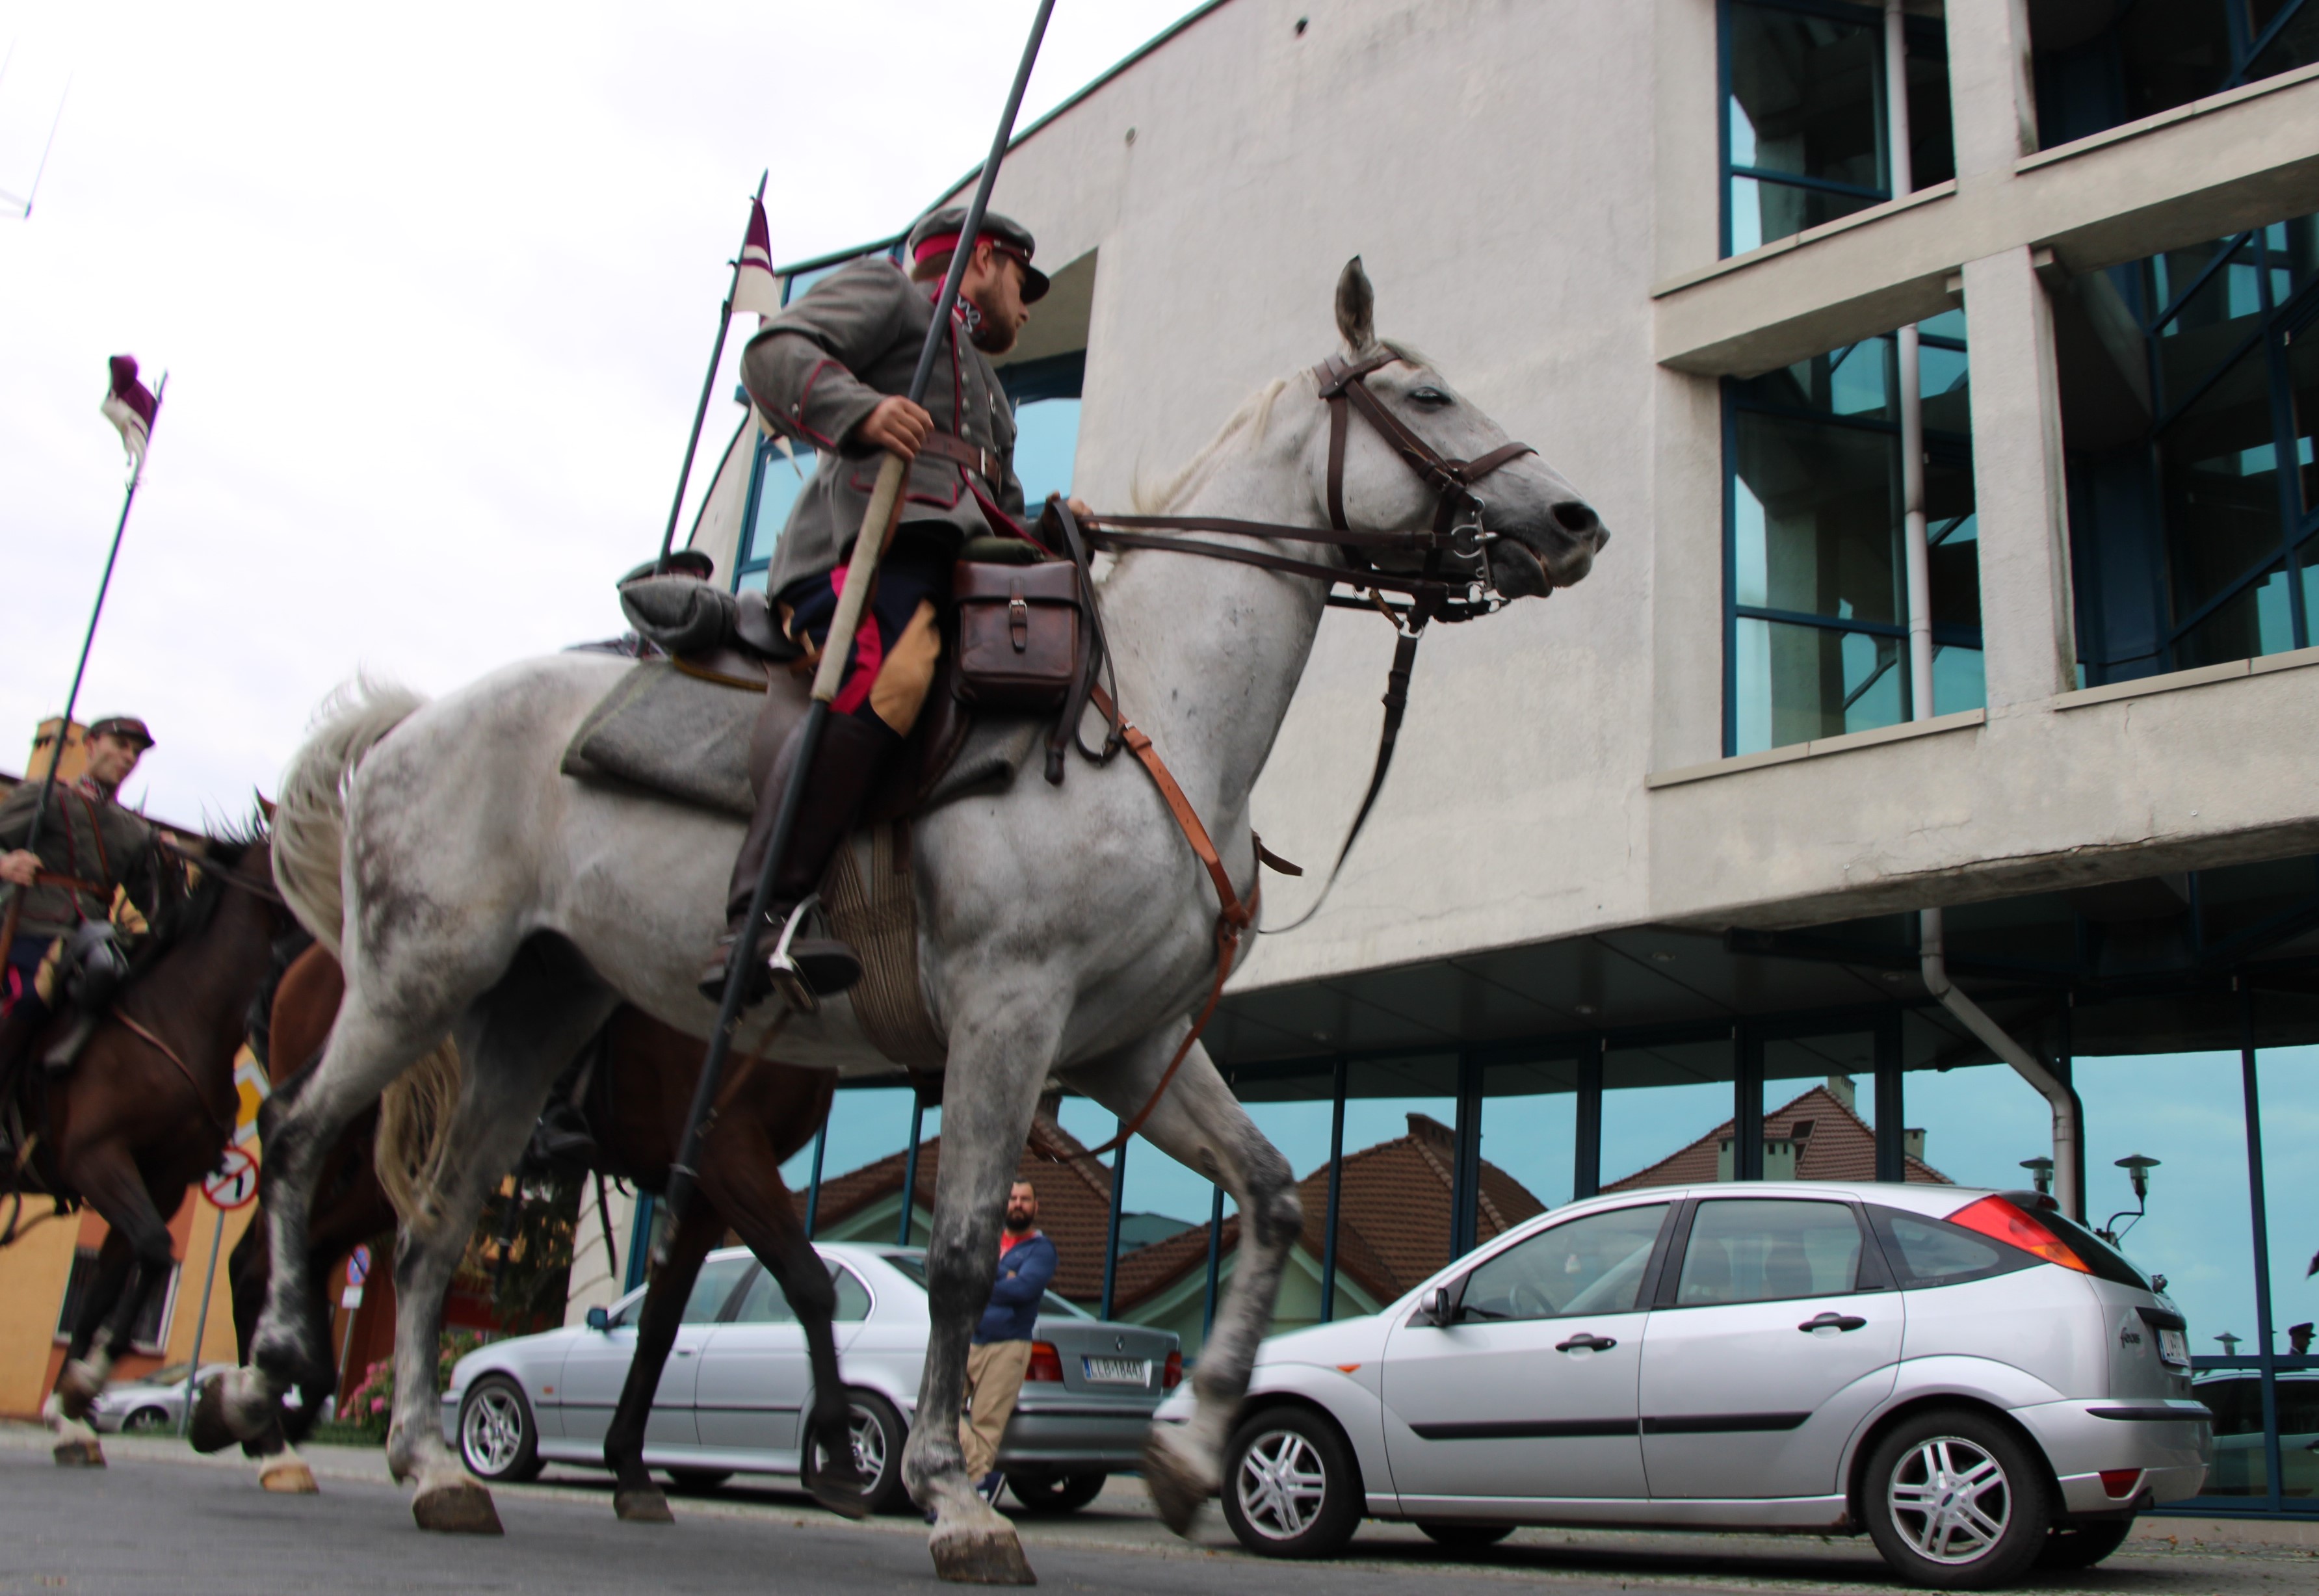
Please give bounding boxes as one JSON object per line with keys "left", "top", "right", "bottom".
{"left": 203, "top": 1147, "right": 259, "bottom": 1210}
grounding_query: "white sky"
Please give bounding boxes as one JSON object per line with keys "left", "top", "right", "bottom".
{"left": 0, "top": 0, "right": 1201, "bottom": 828}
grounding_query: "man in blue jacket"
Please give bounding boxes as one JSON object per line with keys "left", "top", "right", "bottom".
{"left": 962, "top": 1179, "right": 1057, "bottom": 1504}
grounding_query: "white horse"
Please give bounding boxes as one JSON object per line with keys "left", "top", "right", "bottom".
{"left": 215, "top": 260, "right": 1606, "bottom": 1582}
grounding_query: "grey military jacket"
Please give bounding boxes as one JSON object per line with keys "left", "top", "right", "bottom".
{"left": 740, "top": 257, "right": 1026, "bottom": 600}
{"left": 0, "top": 779, "right": 159, "bottom": 943}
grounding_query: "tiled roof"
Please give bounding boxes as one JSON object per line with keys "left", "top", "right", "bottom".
{"left": 1603, "top": 1082, "right": 1950, "bottom": 1191}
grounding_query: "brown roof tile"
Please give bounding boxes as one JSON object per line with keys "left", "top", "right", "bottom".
{"left": 1602, "top": 1082, "right": 1952, "bottom": 1192}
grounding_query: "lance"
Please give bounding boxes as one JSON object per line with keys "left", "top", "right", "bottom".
{"left": 655, "top": 170, "right": 770, "bottom": 575}
{"left": 0, "top": 371, "right": 166, "bottom": 962}
{"left": 659, "top": 0, "right": 1059, "bottom": 1255}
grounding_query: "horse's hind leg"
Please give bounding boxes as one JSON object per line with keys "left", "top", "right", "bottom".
{"left": 601, "top": 1194, "right": 722, "bottom": 1523}
{"left": 1060, "top": 1028, "right": 1302, "bottom": 1537}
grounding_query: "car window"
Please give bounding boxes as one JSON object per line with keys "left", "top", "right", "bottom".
{"left": 605, "top": 1291, "right": 644, "bottom": 1329}
{"left": 2195, "top": 1378, "right": 2258, "bottom": 1434}
{"left": 1459, "top": 1203, "right": 1668, "bottom": 1322}
{"left": 680, "top": 1256, "right": 753, "bottom": 1324}
{"left": 1868, "top": 1206, "right": 2032, "bottom": 1289}
{"left": 1041, "top": 1289, "right": 1092, "bottom": 1320}
{"left": 1676, "top": 1199, "right": 1863, "bottom": 1306}
{"left": 727, "top": 1260, "right": 874, "bottom": 1324}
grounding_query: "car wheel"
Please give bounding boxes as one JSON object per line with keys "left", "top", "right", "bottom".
{"left": 122, "top": 1406, "right": 172, "bottom": 1435}
{"left": 1221, "top": 1407, "right": 1362, "bottom": 1560}
{"left": 666, "top": 1469, "right": 733, "bottom": 1494}
{"left": 1863, "top": 1409, "right": 2051, "bottom": 1589}
{"left": 1006, "top": 1471, "right": 1108, "bottom": 1513}
{"left": 803, "top": 1389, "right": 909, "bottom": 1515}
{"left": 1417, "top": 1521, "right": 1515, "bottom": 1552}
{"left": 2037, "top": 1517, "right": 2134, "bottom": 1570}
{"left": 457, "top": 1376, "right": 544, "bottom": 1484}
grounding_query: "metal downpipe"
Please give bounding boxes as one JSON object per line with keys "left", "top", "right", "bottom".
{"left": 1919, "top": 908, "right": 2083, "bottom": 1218}
{"left": 1887, "top": 0, "right": 1935, "bottom": 720}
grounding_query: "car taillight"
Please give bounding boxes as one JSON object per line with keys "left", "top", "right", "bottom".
{"left": 1946, "top": 1194, "right": 2091, "bottom": 1272}
{"left": 2099, "top": 1469, "right": 2142, "bottom": 1498}
{"left": 1025, "top": 1342, "right": 1066, "bottom": 1383}
{"left": 1162, "top": 1350, "right": 1183, "bottom": 1391}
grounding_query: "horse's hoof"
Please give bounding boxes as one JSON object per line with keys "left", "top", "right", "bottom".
{"left": 1140, "top": 1430, "right": 1211, "bottom": 1537}
{"left": 260, "top": 1459, "right": 319, "bottom": 1494}
{"left": 809, "top": 1467, "right": 872, "bottom": 1521}
{"left": 55, "top": 1361, "right": 101, "bottom": 1422}
{"left": 613, "top": 1488, "right": 674, "bottom": 1523}
{"left": 928, "top": 1524, "right": 1037, "bottom": 1585}
{"left": 188, "top": 1376, "right": 239, "bottom": 1454}
{"left": 52, "top": 1439, "right": 106, "bottom": 1468}
{"left": 412, "top": 1479, "right": 503, "bottom": 1535}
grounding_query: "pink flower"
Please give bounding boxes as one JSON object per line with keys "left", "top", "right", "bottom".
{"left": 370, "top": 1397, "right": 386, "bottom": 1414}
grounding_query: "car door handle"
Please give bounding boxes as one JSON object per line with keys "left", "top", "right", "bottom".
{"left": 1798, "top": 1313, "right": 1868, "bottom": 1333}
{"left": 1554, "top": 1333, "right": 1618, "bottom": 1353}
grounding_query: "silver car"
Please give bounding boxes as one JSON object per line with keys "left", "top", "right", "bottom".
{"left": 1162, "top": 1182, "right": 2208, "bottom": 1589}
{"left": 86, "top": 1361, "right": 237, "bottom": 1434}
{"left": 442, "top": 1242, "right": 1179, "bottom": 1513}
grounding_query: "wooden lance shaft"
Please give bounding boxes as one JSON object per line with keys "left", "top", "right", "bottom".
{"left": 658, "top": 0, "right": 1059, "bottom": 1251}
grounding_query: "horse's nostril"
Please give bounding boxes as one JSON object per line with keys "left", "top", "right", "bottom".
{"left": 1551, "top": 501, "right": 1599, "bottom": 535}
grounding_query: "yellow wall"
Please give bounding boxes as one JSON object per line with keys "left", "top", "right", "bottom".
{"left": 0, "top": 1208, "right": 84, "bottom": 1416}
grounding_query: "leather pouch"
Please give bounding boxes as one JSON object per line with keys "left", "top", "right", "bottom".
{"left": 953, "top": 556, "right": 1082, "bottom": 710}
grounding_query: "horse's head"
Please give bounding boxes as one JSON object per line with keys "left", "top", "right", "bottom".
{"left": 1319, "top": 257, "right": 1607, "bottom": 602}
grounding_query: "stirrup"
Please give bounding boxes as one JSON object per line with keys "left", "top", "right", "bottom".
{"left": 765, "top": 895, "right": 824, "bottom": 1015}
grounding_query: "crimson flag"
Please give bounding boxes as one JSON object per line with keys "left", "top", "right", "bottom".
{"left": 101, "top": 355, "right": 157, "bottom": 465}
{"left": 732, "top": 196, "right": 781, "bottom": 322}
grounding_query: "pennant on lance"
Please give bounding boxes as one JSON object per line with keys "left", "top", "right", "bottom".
{"left": 732, "top": 195, "right": 781, "bottom": 322}
{"left": 101, "top": 355, "right": 158, "bottom": 465}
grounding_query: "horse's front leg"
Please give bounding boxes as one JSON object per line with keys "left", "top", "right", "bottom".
{"left": 902, "top": 991, "right": 1061, "bottom": 1586}
{"left": 1060, "top": 1027, "right": 1302, "bottom": 1536}
{"left": 601, "top": 1193, "right": 722, "bottom": 1523}
{"left": 47, "top": 1225, "right": 135, "bottom": 1465}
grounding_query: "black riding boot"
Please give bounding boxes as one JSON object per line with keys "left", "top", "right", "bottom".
{"left": 698, "top": 712, "right": 901, "bottom": 1006}
{"left": 0, "top": 991, "right": 50, "bottom": 1154}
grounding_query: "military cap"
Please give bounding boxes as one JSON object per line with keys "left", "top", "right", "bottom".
{"left": 88, "top": 716, "right": 154, "bottom": 749}
{"left": 906, "top": 206, "right": 1049, "bottom": 302}
{"left": 617, "top": 550, "right": 716, "bottom": 586}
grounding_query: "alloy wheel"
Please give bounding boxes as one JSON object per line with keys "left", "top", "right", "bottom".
{"left": 1234, "top": 1426, "right": 1329, "bottom": 1541}
{"left": 461, "top": 1384, "right": 527, "bottom": 1476}
{"left": 840, "top": 1405, "right": 887, "bottom": 1481}
{"left": 1887, "top": 1435, "right": 2012, "bottom": 1565}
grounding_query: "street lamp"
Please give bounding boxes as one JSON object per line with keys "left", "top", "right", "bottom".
{"left": 2101, "top": 1153, "right": 2160, "bottom": 1244}
{"left": 2019, "top": 1156, "right": 2054, "bottom": 1197}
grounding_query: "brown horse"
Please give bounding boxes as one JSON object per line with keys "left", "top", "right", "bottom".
{"left": 207, "top": 943, "right": 865, "bottom": 1527}
{"left": 1, "top": 820, "right": 300, "bottom": 1466}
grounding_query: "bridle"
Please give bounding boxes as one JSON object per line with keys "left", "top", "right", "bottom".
{"left": 1051, "top": 347, "right": 1550, "bottom": 930}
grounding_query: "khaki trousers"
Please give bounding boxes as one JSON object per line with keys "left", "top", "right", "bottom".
{"left": 959, "top": 1339, "right": 1032, "bottom": 1479}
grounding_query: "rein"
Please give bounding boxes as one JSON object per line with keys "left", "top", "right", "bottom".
{"left": 112, "top": 1009, "right": 236, "bottom": 1138}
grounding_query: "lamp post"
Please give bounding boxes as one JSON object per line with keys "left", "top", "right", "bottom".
{"left": 2101, "top": 1153, "right": 2160, "bottom": 1244}
{"left": 2019, "top": 1156, "right": 2054, "bottom": 1198}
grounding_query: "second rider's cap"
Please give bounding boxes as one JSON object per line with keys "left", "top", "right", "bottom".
{"left": 906, "top": 207, "right": 1049, "bottom": 302}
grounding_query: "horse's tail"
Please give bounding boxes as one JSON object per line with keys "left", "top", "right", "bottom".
{"left": 273, "top": 675, "right": 426, "bottom": 958}
{"left": 375, "top": 1037, "right": 464, "bottom": 1228}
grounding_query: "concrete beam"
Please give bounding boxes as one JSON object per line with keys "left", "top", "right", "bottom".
{"left": 1655, "top": 66, "right": 2319, "bottom": 378}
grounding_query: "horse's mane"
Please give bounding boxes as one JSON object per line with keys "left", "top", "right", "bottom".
{"left": 1127, "top": 340, "right": 1430, "bottom": 516}
{"left": 142, "top": 807, "right": 267, "bottom": 958}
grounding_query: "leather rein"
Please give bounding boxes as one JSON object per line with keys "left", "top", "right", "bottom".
{"left": 1056, "top": 351, "right": 1544, "bottom": 1152}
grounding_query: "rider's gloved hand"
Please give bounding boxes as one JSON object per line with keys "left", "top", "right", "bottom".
{"left": 0, "top": 850, "right": 38, "bottom": 887}
{"left": 855, "top": 397, "right": 934, "bottom": 460}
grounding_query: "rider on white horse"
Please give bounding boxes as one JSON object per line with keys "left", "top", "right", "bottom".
{"left": 700, "top": 207, "right": 1055, "bottom": 1009}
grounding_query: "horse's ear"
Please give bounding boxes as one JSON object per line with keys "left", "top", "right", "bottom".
{"left": 1335, "top": 256, "right": 1376, "bottom": 354}
{"left": 256, "top": 792, "right": 277, "bottom": 822}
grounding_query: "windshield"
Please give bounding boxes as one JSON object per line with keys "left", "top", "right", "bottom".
{"left": 880, "top": 1253, "right": 1095, "bottom": 1320}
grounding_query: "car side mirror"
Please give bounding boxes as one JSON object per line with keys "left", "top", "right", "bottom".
{"left": 585, "top": 1306, "right": 610, "bottom": 1331}
{"left": 1428, "top": 1286, "right": 1456, "bottom": 1326}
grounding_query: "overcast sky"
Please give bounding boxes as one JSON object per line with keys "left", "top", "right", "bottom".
{"left": 0, "top": 0, "right": 1199, "bottom": 828}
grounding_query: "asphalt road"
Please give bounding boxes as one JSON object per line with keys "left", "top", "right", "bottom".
{"left": 1, "top": 1425, "right": 2311, "bottom": 1596}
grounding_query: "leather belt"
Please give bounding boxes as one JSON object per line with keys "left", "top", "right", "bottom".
{"left": 915, "top": 432, "right": 997, "bottom": 482}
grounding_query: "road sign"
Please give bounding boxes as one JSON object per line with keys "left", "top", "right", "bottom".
{"left": 348, "top": 1244, "right": 371, "bottom": 1287}
{"left": 203, "top": 1147, "right": 258, "bottom": 1210}
{"left": 231, "top": 1048, "right": 271, "bottom": 1149}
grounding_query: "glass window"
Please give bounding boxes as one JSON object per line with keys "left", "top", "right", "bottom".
{"left": 55, "top": 1249, "right": 174, "bottom": 1347}
{"left": 1459, "top": 1203, "right": 1669, "bottom": 1321}
{"left": 729, "top": 1260, "right": 872, "bottom": 1324}
{"left": 1677, "top": 1199, "right": 1864, "bottom": 1304}
{"left": 734, "top": 437, "right": 818, "bottom": 594}
{"left": 679, "top": 1255, "right": 754, "bottom": 1324}
{"left": 2034, "top": 1, "right": 2319, "bottom": 148}
{"left": 1869, "top": 1208, "right": 2023, "bottom": 1288}
{"left": 1601, "top": 1038, "right": 1736, "bottom": 1190}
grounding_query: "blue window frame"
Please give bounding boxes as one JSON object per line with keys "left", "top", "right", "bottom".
{"left": 1719, "top": 0, "right": 1952, "bottom": 258}
{"left": 998, "top": 348, "right": 1085, "bottom": 510}
{"left": 2034, "top": 0, "right": 2319, "bottom": 150}
{"left": 1725, "top": 313, "right": 1980, "bottom": 755}
{"left": 2069, "top": 215, "right": 2319, "bottom": 682}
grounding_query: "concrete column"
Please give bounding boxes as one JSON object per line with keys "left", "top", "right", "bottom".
{"left": 1962, "top": 246, "right": 2078, "bottom": 706}
{"left": 1942, "top": 0, "right": 2038, "bottom": 179}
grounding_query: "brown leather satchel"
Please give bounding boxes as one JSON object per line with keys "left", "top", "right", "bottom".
{"left": 952, "top": 553, "right": 1083, "bottom": 710}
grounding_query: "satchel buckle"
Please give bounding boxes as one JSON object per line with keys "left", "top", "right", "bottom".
{"left": 1009, "top": 584, "right": 1029, "bottom": 653}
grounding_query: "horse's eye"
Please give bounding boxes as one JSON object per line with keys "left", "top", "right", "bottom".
{"left": 1408, "top": 387, "right": 1452, "bottom": 408}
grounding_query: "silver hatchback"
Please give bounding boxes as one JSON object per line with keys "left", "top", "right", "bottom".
{"left": 443, "top": 1242, "right": 1179, "bottom": 1513}
{"left": 1162, "top": 1182, "right": 2208, "bottom": 1589}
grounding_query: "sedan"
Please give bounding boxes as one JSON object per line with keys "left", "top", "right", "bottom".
{"left": 1161, "top": 1182, "right": 2208, "bottom": 1589}
{"left": 443, "top": 1242, "right": 1179, "bottom": 1513}
{"left": 86, "top": 1362, "right": 237, "bottom": 1434}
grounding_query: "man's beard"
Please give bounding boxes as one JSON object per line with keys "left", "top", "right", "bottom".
{"left": 963, "top": 296, "right": 1017, "bottom": 355}
{"left": 1004, "top": 1209, "right": 1032, "bottom": 1229}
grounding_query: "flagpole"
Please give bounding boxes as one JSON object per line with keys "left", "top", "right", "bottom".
{"left": 655, "top": 172, "right": 769, "bottom": 575}
{"left": 0, "top": 373, "right": 166, "bottom": 956}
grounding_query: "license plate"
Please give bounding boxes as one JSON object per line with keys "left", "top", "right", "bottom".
{"left": 1083, "top": 1357, "right": 1149, "bottom": 1386}
{"left": 2158, "top": 1328, "right": 2190, "bottom": 1367}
